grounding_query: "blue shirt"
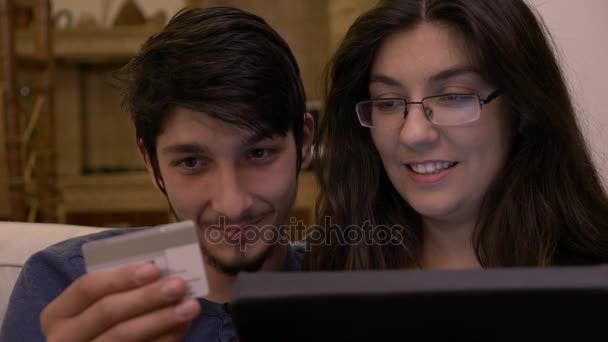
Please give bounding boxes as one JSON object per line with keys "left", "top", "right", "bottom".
{"left": 0, "top": 229, "right": 304, "bottom": 341}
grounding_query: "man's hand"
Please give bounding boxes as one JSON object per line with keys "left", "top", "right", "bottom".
{"left": 40, "top": 263, "right": 201, "bottom": 342}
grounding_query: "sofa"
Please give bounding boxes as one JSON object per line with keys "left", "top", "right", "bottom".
{"left": 0, "top": 221, "right": 109, "bottom": 325}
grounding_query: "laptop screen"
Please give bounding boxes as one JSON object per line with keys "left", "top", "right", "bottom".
{"left": 230, "top": 266, "right": 608, "bottom": 341}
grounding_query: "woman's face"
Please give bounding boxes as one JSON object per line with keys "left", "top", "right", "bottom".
{"left": 368, "top": 21, "right": 512, "bottom": 228}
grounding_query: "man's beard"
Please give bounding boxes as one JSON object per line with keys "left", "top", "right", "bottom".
{"left": 201, "top": 243, "right": 276, "bottom": 276}
{"left": 168, "top": 201, "right": 286, "bottom": 276}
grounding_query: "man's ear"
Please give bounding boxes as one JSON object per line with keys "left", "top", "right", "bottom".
{"left": 138, "top": 139, "right": 164, "bottom": 192}
{"left": 300, "top": 112, "right": 315, "bottom": 170}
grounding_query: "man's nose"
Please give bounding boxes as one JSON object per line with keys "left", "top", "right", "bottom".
{"left": 209, "top": 166, "right": 254, "bottom": 221}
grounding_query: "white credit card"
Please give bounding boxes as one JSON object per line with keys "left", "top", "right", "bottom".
{"left": 82, "top": 220, "right": 209, "bottom": 298}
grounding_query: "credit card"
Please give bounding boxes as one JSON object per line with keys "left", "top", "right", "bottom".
{"left": 82, "top": 220, "right": 209, "bottom": 298}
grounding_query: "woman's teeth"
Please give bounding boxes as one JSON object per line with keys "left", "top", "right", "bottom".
{"left": 409, "top": 161, "right": 457, "bottom": 174}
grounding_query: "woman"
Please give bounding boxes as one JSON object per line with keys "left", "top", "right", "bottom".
{"left": 305, "top": 0, "right": 608, "bottom": 270}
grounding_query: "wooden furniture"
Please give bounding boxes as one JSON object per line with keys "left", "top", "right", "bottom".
{"left": 1, "top": 0, "right": 56, "bottom": 222}
{"left": 3, "top": 21, "right": 319, "bottom": 235}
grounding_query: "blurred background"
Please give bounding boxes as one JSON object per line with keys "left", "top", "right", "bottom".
{"left": 0, "top": 0, "right": 606, "bottom": 233}
{"left": 0, "top": 0, "right": 380, "bottom": 236}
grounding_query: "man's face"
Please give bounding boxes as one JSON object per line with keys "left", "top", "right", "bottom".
{"left": 143, "top": 107, "right": 311, "bottom": 274}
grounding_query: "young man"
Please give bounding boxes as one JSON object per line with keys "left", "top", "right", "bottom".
{"left": 1, "top": 7, "right": 313, "bottom": 341}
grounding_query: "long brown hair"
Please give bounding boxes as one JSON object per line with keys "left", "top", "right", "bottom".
{"left": 305, "top": 0, "right": 608, "bottom": 270}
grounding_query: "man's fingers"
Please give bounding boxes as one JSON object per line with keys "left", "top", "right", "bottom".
{"left": 53, "top": 276, "right": 190, "bottom": 342}
{"left": 41, "top": 263, "right": 160, "bottom": 338}
{"left": 44, "top": 263, "right": 159, "bottom": 319}
{"left": 92, "top": 299, "right": 201, "bottom": 342}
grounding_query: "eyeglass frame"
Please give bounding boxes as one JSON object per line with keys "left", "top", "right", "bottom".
{"left": 355, "top": 89, "right": 502, "bottom": 128}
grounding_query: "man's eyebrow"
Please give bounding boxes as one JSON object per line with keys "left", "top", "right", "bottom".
{"left": 240, "top": 132, "right": 278, "bottom": 146}
{"left": 161, "top": 143, "right": 209, "bottom": 155}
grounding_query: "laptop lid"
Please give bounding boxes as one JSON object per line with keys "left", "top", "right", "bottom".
{"left": 230, "top": 266, "right": 608, "bottom": 341}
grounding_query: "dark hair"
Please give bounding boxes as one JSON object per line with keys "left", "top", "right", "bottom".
{"left": 121, "top": 7, "right": 306, "bottom": 191}
{"left": 305, "top": 0, "right": 608, "bottom": 270}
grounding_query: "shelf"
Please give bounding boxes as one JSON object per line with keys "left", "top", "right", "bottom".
{"left": 14, "top": 25, "right": 164, "bottom": 64}
{"left": 58, "top": 172, "right": 167, "bottom": 213}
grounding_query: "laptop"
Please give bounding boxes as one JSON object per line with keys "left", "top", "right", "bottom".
{"left": 230, "top": 266, "right": 608, "bottom": 341}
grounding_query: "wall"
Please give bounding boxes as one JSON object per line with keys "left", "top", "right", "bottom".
{"left": 529, "top": 0, "right": 608, "bottom": 187}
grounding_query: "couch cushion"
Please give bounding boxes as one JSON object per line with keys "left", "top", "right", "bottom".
{"left": 0, "top": 222, "right": 108, "bottom": 266}
{"left": 0, "top": 221, "right": 109, "bottom": 325}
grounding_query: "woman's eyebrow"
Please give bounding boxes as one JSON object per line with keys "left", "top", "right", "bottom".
{"left": 427, "top": 65, "right": 479, "bottom": 86}
{"left": 369, "top": 74, "right": 404, "bottom": 89}
{"left": 370, "top": 66, "right": 480, "bottom": 92}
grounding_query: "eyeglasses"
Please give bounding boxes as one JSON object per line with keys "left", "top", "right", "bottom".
{"left": 355, "top": 90, "right": 501, "bottom": 128}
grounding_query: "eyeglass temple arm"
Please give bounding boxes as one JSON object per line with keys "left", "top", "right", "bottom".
{"left": 480, "top": 90, "right": 501, "bottom": 105}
